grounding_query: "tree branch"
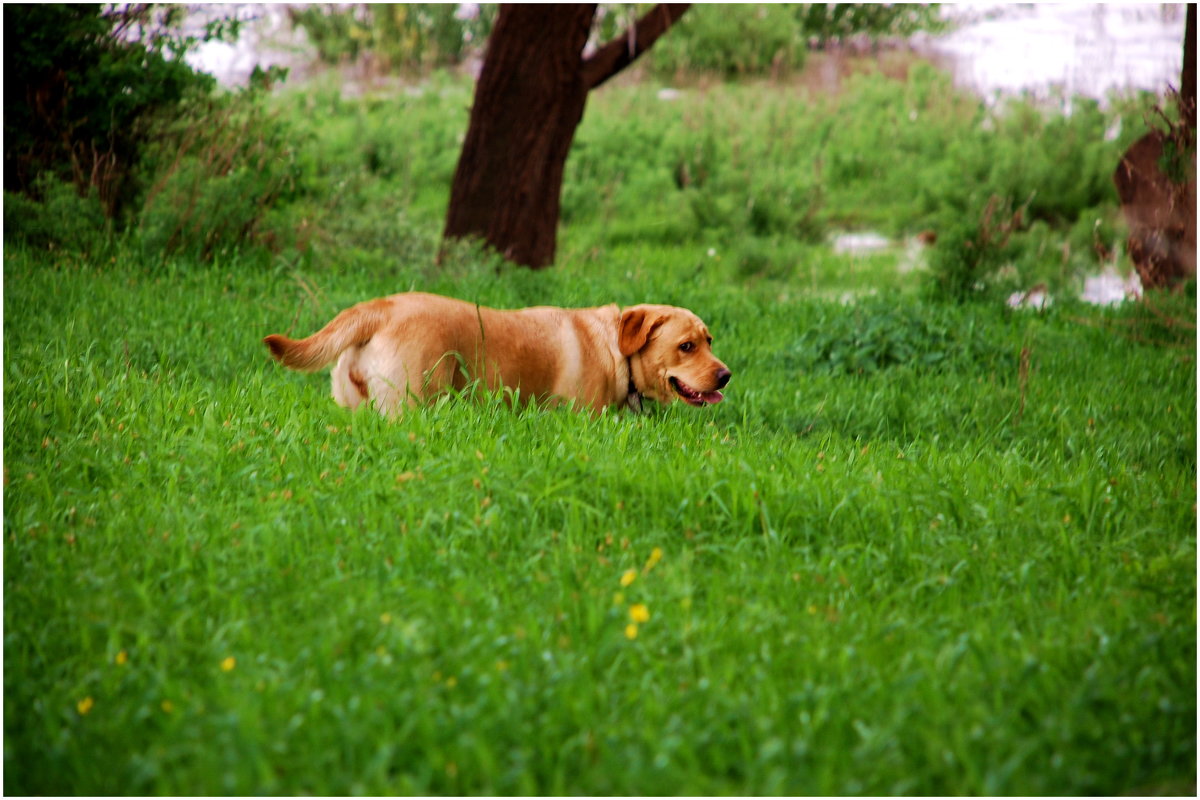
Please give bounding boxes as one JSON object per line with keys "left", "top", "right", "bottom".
{"left": 581, "top": 3, "right": 690, "bottom": 91}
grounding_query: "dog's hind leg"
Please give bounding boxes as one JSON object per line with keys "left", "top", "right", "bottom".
{"left": 331, "top": 349, "right": 370, "bottom": 410}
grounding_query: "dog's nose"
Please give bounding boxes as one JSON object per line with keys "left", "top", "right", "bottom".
{"left": 714, "top": 368, "right": 731, "bottom": 389}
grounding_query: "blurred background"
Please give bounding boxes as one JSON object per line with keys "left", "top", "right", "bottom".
{"left": 186, "top": 3, "right": 1185, "bottom": 101}
{"left": 4, "top": 3, "right": 1193, "bottom": 304}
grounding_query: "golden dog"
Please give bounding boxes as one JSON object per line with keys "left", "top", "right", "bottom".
{"left": 264, "top": 292, "right": 731, "bottom": 415}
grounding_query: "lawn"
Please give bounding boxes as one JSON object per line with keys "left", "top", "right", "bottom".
{"left": 3, "top": 67, "right": 1196, "bottom": 795}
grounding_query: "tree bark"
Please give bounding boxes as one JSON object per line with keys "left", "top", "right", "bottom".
{"left": 1112, "top": 3, "right": 1197, "bottom": 289}
{"left": 442, "top": 5, "right": 595, "bottom": 269}
{"left": 442, "top": 4, "right": 689, "bottom": 269}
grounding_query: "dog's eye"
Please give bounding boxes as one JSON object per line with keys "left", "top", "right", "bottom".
{"left": 679, "top": 341, "right": 694, "bottom": 353}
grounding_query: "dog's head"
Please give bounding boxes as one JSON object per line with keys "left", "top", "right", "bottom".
{"left": 619, "top": 304, "right": 731, "bottom": 407}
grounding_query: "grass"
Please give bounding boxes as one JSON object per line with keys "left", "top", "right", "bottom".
{"left": 4, "top": 238, "right": 1194, "bottom": 795}
{"left": 4, "top": 66, "right": 1196, "bottom": 795}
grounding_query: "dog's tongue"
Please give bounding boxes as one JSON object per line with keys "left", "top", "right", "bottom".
{"left": 673, "top": 377, "right": 725, "bottom": 405}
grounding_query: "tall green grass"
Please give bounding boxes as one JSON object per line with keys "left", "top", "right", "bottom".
{"left": 4, "top": 64, "right": 1195, "bottom": 795}
{"left": 4, "top": 233, "right": 1194, "bottom": 794}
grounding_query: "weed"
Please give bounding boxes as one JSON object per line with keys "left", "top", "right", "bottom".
{"left": 787, "top": 297, "right": 1006, "bottom": 375}
{"left": 925, "top": 194, "right": 1029, "bottom": 302}
{"left": 2, "top": 174, "right": 112, "bottom": 257}
{"left": 137, "top": 90, "right": 302, "bottom": 263}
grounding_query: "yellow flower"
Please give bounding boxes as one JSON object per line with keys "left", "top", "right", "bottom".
{"left": 380, "top": 612, "right": 393, "bottom": 625}
{"left": 629, "top": 604, "right": 650, "bottom": 623}
{"left": 625, "top": 623, "right": 639, "bottom": 640}
{"left": 620, "top": 568, "right": 637, "bottom": 587}
{"left": 76, "top": 696, "right": 94, "bottom": 715}
{"left": 114, "top": 650, "right": 128, "bottom": 666}
{"left": 643, "top": 546, "right": 663, "bottom": 572}
{"left": 161, "top": 700, "right": 174, "bottom": 714}
{"left": 220, "top": 656, "right": 236, "bottom": 672}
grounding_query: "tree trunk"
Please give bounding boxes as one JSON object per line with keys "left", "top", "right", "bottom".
{"left": 1183, "top": 4, "right": 1196, "bottom": 132}
{"left": 1112, "top": 4, "right": 1197, "bottom": 289}
{"left": 442, "top": 3, "right": 690, "bottom": 269}
{"left": 442, "top": 5, "right": 595, "bottom": 269}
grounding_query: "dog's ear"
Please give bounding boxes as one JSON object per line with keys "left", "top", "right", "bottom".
{"left": 619, "top": 306, "right": 665, "bottom": 357}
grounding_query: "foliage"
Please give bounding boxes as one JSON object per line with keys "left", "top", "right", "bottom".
{"left": 924, "top": 194, "right": 1028, "bottom": 302}
{"left": 243, "top": 74, "right": 472, "bottom": 270}
{"left": 135, "top": 77, "right": 303, "bottom": 263}
{"left": 649, "top": 3, "right": 944, "bottom": 78}
{"left": 562, "top": 64, "right": 1160, "bottom": 296}
{"left": 288, "top": 3, "right": 496, "bottom": 73}
{"left": 1, "top": 6, "right": 305, "bottom": 264}
{"left": 5, "top": 37, "right": 1164, "bottom": 290}
{"left": 649, "top": 4, "right": 808, "bottom": 78}
{"left": 795, "top": 3, "right": 946, "bottom": 43}
{"left": 2, "top": 4, "right": 225, "bottom": 219}
{"left": 1146, "top": 88, "right": 1196, "bottom": 184}
{"left": 283, "top": 4, "right": 942, "bottom": 80}
{"left": 3, "top": 175, "right": 111, "bottom": 258}
{"left": 788, "top": 296, "right": 1005, "bottom": 375}
{"left": 282, "top": 3, "right": 942, "bottom": 81}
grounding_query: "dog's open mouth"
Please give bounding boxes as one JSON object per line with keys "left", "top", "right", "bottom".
{"left": 669, "top": 376, "right": 724, "bottom": 406}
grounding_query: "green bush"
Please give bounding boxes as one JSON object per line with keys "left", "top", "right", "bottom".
{"left": 794, "top": 3, "right": 945, "bottom": 41}
{"left": 254, "top": 74, "right": 471, "bottom": 260}
{"left": 554, "top": 66, "right": 1161, "bottom": 298}
{"left": 136, "top": 86, "right": 303, "bottom": 263}
{"left": 3, "top": 5, "right": 220, "bottom": 219}
{"left": 648, "top": 4, "right": 944, "bottom": 79}
{"left": 746, "top": 176, "right": 824, "bottom": 241}
{"left": 924, "top": 195, "right": 1028, "bottom": 302}
{"left": 650, "top": 5, "right": 806, "bottom": 78}
{"left": 0, "top": 4, "right": 301, "bottom": 264}
{"left": 289, "top": 3, "right": 495, "bottom": 72}
{"left": 787, "top": 296, "right": 1006, "bottom": 375}
{"left": 3, "top": 175, "right": 111, "bottom": 257}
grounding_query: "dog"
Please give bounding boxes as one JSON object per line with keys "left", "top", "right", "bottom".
{"left": 264, "top": 292, "right": 731, "bottom": 416}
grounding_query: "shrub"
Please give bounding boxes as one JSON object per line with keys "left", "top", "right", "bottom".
{"left": 924, "top": 195, "right": 1027, "bottom": 302}
{"left": 136, "top": 82, "right": 303, "bottom": 263}
{"left": 3, "top": 5, "right": 221, "bottom": 219}
{"left": 650, "top": 5, "right": 806, "bottom": 78}
{"left": 3, "top": 175, "right": 110, "bottom": 257}
{"left": 648, "top": 4, "right": 945, "bottom": 79}
{"left": 288, "top": 4, "right": 495, "bottom": 73}
{"left": 795, "top": 3, "right": 946, "bottom": 42}
{"left": 787, "top": 296, "right": 1005, "bottom": 375}
{"left": 745, "top": 177, "right": 824, "bottom": 241}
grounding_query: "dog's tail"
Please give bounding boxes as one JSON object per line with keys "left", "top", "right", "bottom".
{"left": 264, "top": 299, "right": 389, "bottom": 372}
